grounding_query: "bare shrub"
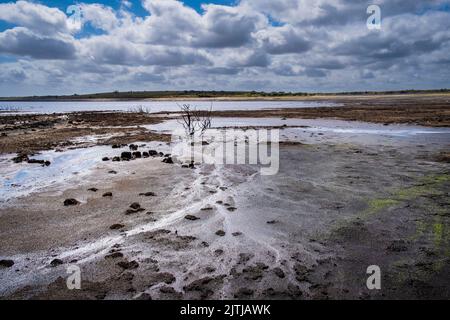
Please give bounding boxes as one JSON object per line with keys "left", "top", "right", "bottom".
{"left": 177, "top": 103, "right": 212, "bottom": 137}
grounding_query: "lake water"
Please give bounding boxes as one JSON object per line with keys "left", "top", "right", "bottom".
{"left": 0, "top": 100, "right": 338, "bottom": 114}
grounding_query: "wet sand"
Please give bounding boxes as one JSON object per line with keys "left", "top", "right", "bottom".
{"left": 0, "top": 97, "right": 449, "bottom": 300}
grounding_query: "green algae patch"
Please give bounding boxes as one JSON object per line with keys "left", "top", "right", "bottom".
{"left": 367, "top": 198, "right": 400, "bottom": 212}
{"left": 363, "top": 172, "right": 449, "bottom": 217}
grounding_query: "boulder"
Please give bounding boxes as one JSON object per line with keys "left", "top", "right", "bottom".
{"left": 139, "top": 192, "right": 156, "bottom": 197}
{"left": 162, "top": 157, "right": 173, "bottom": 164}
{"left": 102, "top": 157, "right": 110, "bottom": 161}
{"left": 132, "top": 151, "right": 142, "bottom": 158}
{"left": 27, "top": 159, "right": 45, "bottom": 164}
{"left": 50, "top": 258, "right": 64, "bottom": 267}
{"left": 129, "top": 144, "right": 138, "bottom": 151}
{"left": 130, "top": 202, "right": 141, "bottom": 210}
{"left": 112, "top": 156, "right": 121, "bottom": 162}
{"left": 121, "top": 151, "right": 132, "bottom": 160}
{"left": 109, "top": 224, "right": 125, "bottom": 230}
{"left": 103, "top": 192, "right": 113, "bottom": 197}
{"left": 148, "top": 150, "right": 158, "bottom": 156}
{"left": 12, "top": 154, "right": 29, "bottom": 163}
{"left": 64, "top": 198, "right": 79, "bottom": 206}
{"left": 0, "top": 259, "right": 14, "bottom": 268}
{"left": 185, "top": 215, "right": 199, "bottom": 221}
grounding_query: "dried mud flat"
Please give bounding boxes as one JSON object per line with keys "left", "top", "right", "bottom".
{"left": 0, "top": 96, "right": 449, "bottom": 300}
{"left": 209, "top": 94, "right": 450, "bottom": 127}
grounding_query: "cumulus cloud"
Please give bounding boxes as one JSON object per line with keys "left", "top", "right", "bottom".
{"left": 0, "top": 0, "right": 449, "bottom": 95}
{"left": 0, "top": 0, "right": 69, "bottom": 35}
{"left": 0, "top": 27, "right": 76, "bottom": 59}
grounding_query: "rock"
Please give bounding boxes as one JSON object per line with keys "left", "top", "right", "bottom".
{"left": 267, "top": 220, "right": 278, "bottom": 224}
{"left": 50, "top": 259, "right": 63, "bottom": 267}
{"left": 0, "top": 259, "right": 14, "bottom": 268}
{"left": 109, "top": 223, "right": 125, "bottom": 230}
{"left": 102, "top": 157, "right": 110, "bottom": 161}
{"left": 44, "top": 161, "right": 51, "bottom": 166}
{"left": 64, "top": 198, "right": 79, "bottom": 206}
{"left": 132, "top": 151, "right": 142, "bottom": 158}
{"left": 88, "top": 188, "right": 98, "bottom": 192}
{"left": 227, "top": 207, "right": 237, "bottom": 212}
{"left": 185, "top": 215, "right": 199, "bottom": 221}
{"left": 273, "top": 267, "right": 285, "bottom": 278}
{"left": 142, "top": 152, "right": 149, "bottom": 158}
{"left": 139, "top": 192, "right": 156, "bottom": 196}
{"left": 121, "top": 151, "right": 132, "bottom": 160}
{"left": 112, "top": 144, "right": 121, "bottom": 149}
{"left": 130, "top": 202, "right": 141, "bottom": 210}
{"left": 215, "top": 230, "right": 226, "bottom": 236}
{"left": 148, "top": 150, "right": 158, "bottom": 156}
{"left": 102, "top": 192, "right": 113, "bottom": 197}
{"left": 112, "top": 157, "right": 121, "bottom": 162}
{"left": 162, "top": 157, "right": 173, "bottom": 164}
{"left": 158, "top": 152, "right": 164, "bottom": 157}
{"left": 117, "top": 260, "right": 139, "bottom": 270}
{"left": 125, "top": 209, "right": 139, "bottom": 215}
{"left": 232, "top": 232, "right": 242, "bottom": 236}
{"left": 214, "top": 249, "right": 224, "bottom": 256}
{"left": 108, "top": 170, "right": 117, "bottom": 174}
{"left": 129, "top": 144, "right": 138, "bottom": 151}
{"left": 12, "top": 154, "right": 29, "bottom": 163}
{"left": 105, "top": 252, "right": 124, "bottom": 259}
{"left": 201, "top": 206, "right": 213, "bottom": 211}
{"left": 27, "top": 159, "right": 45, "bottom": 164}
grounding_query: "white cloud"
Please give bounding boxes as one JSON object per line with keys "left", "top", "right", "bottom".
{"left": 0, "top": 0, "right": 449, "bottom": 95}
{"left": 0, "top": 0, "right": 70, "bottom": 35}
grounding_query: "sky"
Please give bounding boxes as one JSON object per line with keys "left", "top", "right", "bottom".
{"left": 0, "top": 0, "right": 449, "bottom": 96}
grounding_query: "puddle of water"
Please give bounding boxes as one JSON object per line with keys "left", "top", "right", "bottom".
{"left": 0, "top": 141, "right": 169, "bottom": 203}
{"left": 148, "top": 117, "right": 450, "bottom": 137}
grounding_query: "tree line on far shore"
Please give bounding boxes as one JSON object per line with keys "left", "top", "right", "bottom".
{"left": 1, "top": 88, "right": 449, "bottom": 101}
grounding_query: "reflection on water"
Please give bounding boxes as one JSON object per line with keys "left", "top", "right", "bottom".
{"left": 149, "top": 117, "right": 450, "bottom": 136}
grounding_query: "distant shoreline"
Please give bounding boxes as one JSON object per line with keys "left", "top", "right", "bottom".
{"left": 0, "top": 90, "right": 449, "bottom": 102}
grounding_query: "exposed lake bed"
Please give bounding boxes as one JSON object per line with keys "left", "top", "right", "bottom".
{"left": 0, "top": 95, "right": 449, "bottom": 299}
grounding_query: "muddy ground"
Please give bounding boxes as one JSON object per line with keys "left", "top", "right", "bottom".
{"left": 0, "top": 96, "right": 449, "bottom": 300}
{"left": 208, "top": 94, "right": 450, "bottom": 127}
{"left": 1, "top": 94, "right": 449, "bottom": 155}
{"left": 0, "top": 112, "right": 170, "bottom": 154}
